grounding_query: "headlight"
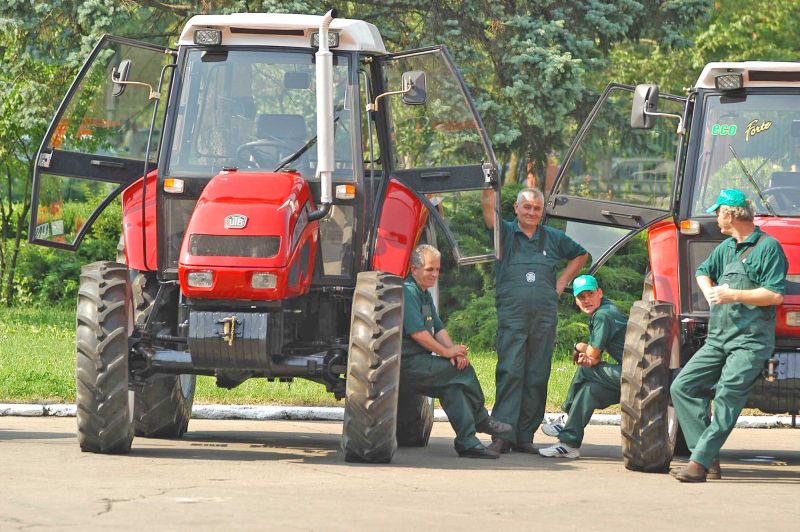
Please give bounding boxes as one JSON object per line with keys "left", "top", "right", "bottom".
{"left": 786, "top": 311, "right": 800, "bottom": 327}
{"left": 187, "top": 271, "right": 213, "bottom": 288}
{"left": 251, "top": 272, "right": 277, "bottom": 289}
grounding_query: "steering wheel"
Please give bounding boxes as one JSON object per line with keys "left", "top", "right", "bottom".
{"left": 761, "top": 186, "right": 800, "bottom": 213}
{"left": 236, "top": 138, "right": 293, "bottom": 168}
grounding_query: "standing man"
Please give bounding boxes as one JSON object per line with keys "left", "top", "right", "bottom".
{"left": 671, "top": 189, "right": 787, "bottom": 482}
{"left": 400, "top": 244, "right": 512, "bottom": 459}
{"left": 481, "top": 188, "right": 589, "bottom": 453}
{"left": 538, "top": 275, "right": 628, "bottom": 459}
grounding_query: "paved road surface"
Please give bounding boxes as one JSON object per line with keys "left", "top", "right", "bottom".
{"left": 2, "top": 417, "right": 798, "bottom": 531}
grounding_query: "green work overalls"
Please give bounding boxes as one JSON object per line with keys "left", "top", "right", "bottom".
{"left": 671, "top": 232, "right": 785, "bottom": 469}
{"left": 558, "top": 299, "right": 627, "bottom": 448}
{"left": 400, "top": 279, "right": 490, "bottom": 453}
{"left": 493, "top": 222, "right": 586, "bottom": 444}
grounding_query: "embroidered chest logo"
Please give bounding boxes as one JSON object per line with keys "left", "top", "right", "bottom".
{"left": 526, "top": 272, "right": 536, "bottom": 283}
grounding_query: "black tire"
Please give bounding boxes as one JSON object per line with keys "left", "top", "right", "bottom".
{"left": 342, "top": 271, "right": 403, "bottom": 463}
{"left": 620, "top": 300, "right": 676, "bottom": 472}
{"left": 130, "top": 271, "right": 195, "bottom": 438}
{"left": 396, "top": 391, "right": 434, "bottom": 447}
{"left": 76, "top": 261, "right": 134, "bottom": 454}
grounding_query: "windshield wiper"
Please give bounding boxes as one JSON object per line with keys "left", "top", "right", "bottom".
{"left": 273, "top": 113, "right": 342, "bottom": 173}
{"left": 728, "top": 145, "right": 777, "bottom": 216}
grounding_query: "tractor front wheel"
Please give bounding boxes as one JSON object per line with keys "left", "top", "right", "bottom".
{"left": 620, "top": 300, "right": 676, "bottom": 472}
{"left": 76, "top": 261, "right": 134, "bottom": 454}
{"left": 342, "top": 271, "right": 403, "bottom": 463}
{"left": 395, "top": 391, "right": 434, "bottom": 447}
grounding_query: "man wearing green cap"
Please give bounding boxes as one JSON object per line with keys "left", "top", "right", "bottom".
{"left": 671, "top": 189, "right": 787, "bottom": 482}
{"left": 538, "top": 274, "right": 628, "bottom": 458}
{"left": 481, "top": 188, "right": 589, "bottom": 453}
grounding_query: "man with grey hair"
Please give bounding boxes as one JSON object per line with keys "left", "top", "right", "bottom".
{"left": 481, "top": 187, "right": 589, "bottom": 453}
{"left": 400, "top": 244, "right": 511, "bottom": 458}
{"left": 671, "top": 188, "right": 787, "bottom": 482}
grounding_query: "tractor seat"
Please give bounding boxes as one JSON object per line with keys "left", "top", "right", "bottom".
{"left": 769, "top": 171, "right": 800, "bottom": 188}
{"left": 255, "top": 114, "right": 308, "bottom": 151}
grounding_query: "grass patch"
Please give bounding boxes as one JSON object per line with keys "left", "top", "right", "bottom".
{"left": 1, "top": 305, "right": 586, "bottom": 411}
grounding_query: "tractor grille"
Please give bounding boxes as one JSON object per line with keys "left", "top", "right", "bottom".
{"left": 189, "top": 234, "right": 280, "bottom": 258}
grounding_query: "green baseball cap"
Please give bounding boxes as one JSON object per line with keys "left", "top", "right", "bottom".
{"left": 573, "top": 274, "right": 599, "bottom": 297}
{"left": 705, "top": 188, "right": 747, "bottom": 213}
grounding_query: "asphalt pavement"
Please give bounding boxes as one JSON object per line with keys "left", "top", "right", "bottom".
{"left": 2, "top": 416, "right": 798, "bottom": 531}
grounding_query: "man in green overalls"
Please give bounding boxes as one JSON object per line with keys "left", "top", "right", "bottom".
{"left": 538, "top": 274, "right": 627, "bottom": 459}
{"left": 400, "top": 244, "right": 512, "bottom": 458}
{"left": 671, "top": 189, "right": 787, "bottom": 482}
{"left": 482, "top": 188, "right": 589, "bottom": 453}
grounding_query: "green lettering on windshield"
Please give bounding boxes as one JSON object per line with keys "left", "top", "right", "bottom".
{"left": 711, "top": 124, "right": 737, "bottom": 136}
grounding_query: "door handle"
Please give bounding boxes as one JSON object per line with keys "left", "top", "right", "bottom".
{"left": 90, "top": 159, "right": 126, "bottom": 169}
{"left": 420, "top": 171, "right": 450, "bottom": 179}
{"left": 601, "top": 210, "right": 643, "bottom": 224}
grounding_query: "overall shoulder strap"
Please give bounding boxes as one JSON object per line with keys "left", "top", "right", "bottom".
{"left": 738, "top": 233, "right": 766, "bottom": 263}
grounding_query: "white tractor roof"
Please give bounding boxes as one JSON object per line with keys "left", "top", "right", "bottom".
{"left": 696, "top": 61, "right": 800, "bottom": 89}
{"left": 179, "top": 13, "right": 386, "bottom": 54}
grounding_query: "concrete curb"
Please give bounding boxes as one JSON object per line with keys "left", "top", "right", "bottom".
{"left": 0, "top": 404, "right": 796, "bottom": 428}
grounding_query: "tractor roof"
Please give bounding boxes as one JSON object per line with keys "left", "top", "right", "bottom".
{"left": 696, "top": 62, "right": 800, "bottom": 89}
{"left": 179, "top": 13, "right": 386, "bottom": 53}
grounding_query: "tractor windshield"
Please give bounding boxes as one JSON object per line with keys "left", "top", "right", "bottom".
{"left": 691, "top": 93, "right": 800, "bottom": 216}
{"left": 165, "top": 49, "right": 354, "bottom": 180}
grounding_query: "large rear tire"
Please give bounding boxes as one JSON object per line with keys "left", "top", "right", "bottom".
{"left": 620, "top": 300, "right": 676, "bottom": 472}
{"left": 342, "top": 271, "right": 403, "bottom": 463}
{"left": 130, "top": 271, "right": 195, "bottom": 438}
{"left": 76, "top": 261, "right": 134, "bottom": 454}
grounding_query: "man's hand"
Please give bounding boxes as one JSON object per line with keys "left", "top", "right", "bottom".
{"left": 446, "top": 344, "right": 470, "bottom": 369}
{"left": 572, "top": 346, "right": 581, "bottom": 364}
{"left": 707, "top": 283, "right": 732, "bottom": 304}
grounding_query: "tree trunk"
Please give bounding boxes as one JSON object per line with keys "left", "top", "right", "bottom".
{"left": 505, "top": 151, "right": 520, "bottom": 184}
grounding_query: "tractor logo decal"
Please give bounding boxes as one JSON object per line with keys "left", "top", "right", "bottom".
{"left": 745, "top": 119, "right": 772, "bottom": 142}
{"left": 224, "top": 214, "right": 248, "bottom": 229}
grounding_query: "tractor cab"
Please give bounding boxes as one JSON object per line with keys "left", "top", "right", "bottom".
{"left": 28, "top": 11, "right": 500, "bottom": 462}
{"left": 545, "top": 63, "right": 800, "bottom": 472}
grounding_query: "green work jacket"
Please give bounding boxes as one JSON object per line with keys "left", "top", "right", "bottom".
{"left": 588, "top": 297, "right": 628, "bottom": 363}
{"left": 496, "top": 220, "right": 587, "bottom": 312}
{"left": 401, "top": 277, "right": 444, "bottom": 357}
{"left": 696, "top": 227, "right": 788, "bottom": 353}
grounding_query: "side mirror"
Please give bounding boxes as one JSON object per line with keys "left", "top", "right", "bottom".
{"left": 111, "top": 59, "right": 132, "bottom": 97}
{"left": 631, "top": 83, "right": 659, "bottom": 129}
{"left": 401, "top": 71, "right": 427, "bottom": 105}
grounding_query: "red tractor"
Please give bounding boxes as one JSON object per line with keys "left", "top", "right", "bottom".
{"left": 546, "top": 64, "right": 800, "bottom": 472}
{"left": 29, "top": 10, "right": 501, "bottom": 463}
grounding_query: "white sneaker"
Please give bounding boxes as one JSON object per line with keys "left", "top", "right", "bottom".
{"left": 538, "top": 442, "right": 580, "bottom": 459}
{"left": 541, "top": 415, "right": 566, "bottom": 438}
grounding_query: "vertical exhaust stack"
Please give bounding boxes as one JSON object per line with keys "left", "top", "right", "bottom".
{"left": 309, "top": 9, "right": 337, "bottom": 221}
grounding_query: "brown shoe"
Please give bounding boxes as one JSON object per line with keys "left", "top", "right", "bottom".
{"left": 476, "top": 416, "right": 512, "bottom": 438}
{"left": 487, "top": 438, "right": 512, "bottom": 454}
{"left": 707, "top": 460, "right": 722, "bottom": 480}
{"left": 672, "top": 465, "right": 707, "bottom": 483}
{"left": 512, "top": 442, "right": 538, "bottom": 454}
{"left": 458, "top": 444, "right": 500, "bottom": 459}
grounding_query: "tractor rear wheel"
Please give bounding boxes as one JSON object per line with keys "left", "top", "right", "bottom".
{"left": 130, "top": 271, "right": 195, "bottom": 438}
{"left": 395, "top": 391, "right": 434, "bottom": 447}
{"left": 620, "top": 300, "right": 676, "bottom": 472}
{"left": 76, "top": 261, "right": 134, "bottom": 454}
{"left": 342, "top": 271, "right": 403, "bottom": 463}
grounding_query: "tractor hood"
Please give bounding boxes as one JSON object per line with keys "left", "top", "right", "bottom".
{"left": 757, "top": 218, "right": 800, "bottom": 276}
{"left": 178, "top": 169, "right": 318, "bottom": 300}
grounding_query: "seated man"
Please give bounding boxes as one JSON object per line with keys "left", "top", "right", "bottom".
{"left": 538, "top": 275, "right": 628, "bottom": 459}
{"left": 401, "top": 244, "right": 511, "bottom": 459}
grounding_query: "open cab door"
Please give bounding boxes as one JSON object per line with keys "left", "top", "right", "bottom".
{"left": 545, "top": 83, "right": 685, "bottom": 268}
{"left": 378, "top": 46, "right": 499, "bottom": 265}
{"left": 29, "top": 36, "right": 173, "bottom": 250}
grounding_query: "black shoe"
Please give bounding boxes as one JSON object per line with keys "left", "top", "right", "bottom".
{"left": 476, "top": 416, "right": 512, "bottom": 437}
{"left": 487, "top": 438, "right": 512, "bottom": 454}
{"left": 458, "top": 444, "right": 500, "bottom": 459}
{"left": 512, "top": 442, "right": 537, "bottom": 454}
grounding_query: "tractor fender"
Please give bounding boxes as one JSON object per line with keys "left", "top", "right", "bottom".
{"left": 372, "top": 178, "right": 429, "bottom": 276}
{"left": 121, "top": 170, "right": 158, "bottom": 271}
{"left": 647, "top": 219, "right": 680, "bottom": 311}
